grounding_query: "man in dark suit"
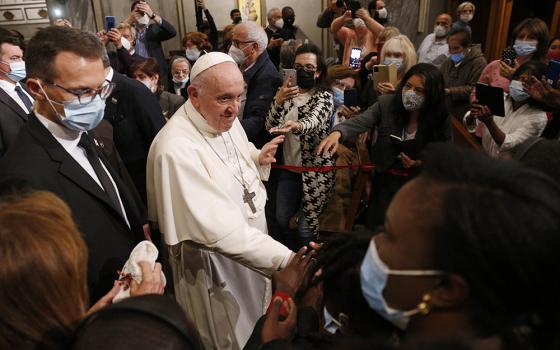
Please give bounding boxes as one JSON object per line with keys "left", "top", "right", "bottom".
{"left": 0, "top": 28, "right": 34, "bottom": 157}
{"left": 126, "top": 1, "right": 176, "bottom": 88}
{"left": 0, "top": 26, "right": 146, "bottom": 301}
{"left": 230, "top": 21, "right": 282, "bottom": 148}
{"left": 102, "top": 50, "right": 164, "bottom": 204}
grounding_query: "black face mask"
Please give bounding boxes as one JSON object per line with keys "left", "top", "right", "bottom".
{"left": 296, "top": 69, "right": 315, "bottom": 90}
{"left": 233, "top": 17, "right": 242, "bottom": 24}
{"left": 285, "top": 16, "right": 295, "bottom": 26}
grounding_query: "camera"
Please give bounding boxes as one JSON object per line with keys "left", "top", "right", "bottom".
{"left": 346, "top": 0, "right": 361, "bottom": 18}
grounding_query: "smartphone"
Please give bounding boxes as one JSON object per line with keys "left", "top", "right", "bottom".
{"left": 546, "top": 59, "right": 560, "bottom": 88}
{"left": 347, "top": 0, "right": 361, "bottom": 18}
{"left": 349, "top": 47, "right": 362, "bottom": 69}
{"left": 501, "top": 47, "right": 517, "bottom": 68}
{"left": 344, "top": 88, "right": 359, "bottom": 108}
{"left": 272, "top": 32, "right": 282, "bottom": 39}
{"left": 372, "top": 64, "right": 398, "bottom": 88}
{"left": 282, "top": 68, "right": 297, "bottom": 87}
{"left": 105, "top": 16, "right": 116, "bottom": 32}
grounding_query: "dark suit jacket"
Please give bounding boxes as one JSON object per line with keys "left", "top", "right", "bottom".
{"left": 109, "top": 47, "right": 143, "bottom": 77}
{"left": 0, "top": 86, "right": 29, "bottom": 157}
{"left": 104, "top": 71, "right": 164, "bottom": 204}
{"left": 137, "top": 18, "right": 177, "bottom": 88}
{"left": 0, "top": 114, "right": 144, "bottom": 301}
{"left": 241, "top": 51, "right": 282, "bottom": 148}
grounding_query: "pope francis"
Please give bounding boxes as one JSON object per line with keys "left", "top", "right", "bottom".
{"left": 147, "top": 52, "right": 294, "bottom": 349}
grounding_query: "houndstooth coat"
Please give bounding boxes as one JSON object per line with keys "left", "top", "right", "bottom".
{"left": 266, "top": 89, "right": 335, "bottom": 234}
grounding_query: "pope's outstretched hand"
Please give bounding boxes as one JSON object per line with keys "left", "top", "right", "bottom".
{"left": 259, "top": 135, "right": 285, "bottom": 166}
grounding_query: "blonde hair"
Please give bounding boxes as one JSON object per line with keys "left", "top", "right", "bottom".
{"left": 376, "top": 26, "right": 401, "bottom": 45}
{"left": 380, "top": 34, "right": 417, "bottom": 80}
{"left": 116, "top": 22, "right": 136, "bottom": 41}
{"left": 0, "top": 191, "right": 88, "bottom": 349}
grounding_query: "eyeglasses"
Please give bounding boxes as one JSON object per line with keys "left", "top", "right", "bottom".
{"left": 294, "top": 63, "right": 317, "bottom": 72}
{"left": 172, "top": 69, "right": 189, "bottom": 76}
{"left": 231, "top": 40, "right": 255, "bottom": 48}
{"left": 45, "top": 79, "right": 115, "bottom": 105}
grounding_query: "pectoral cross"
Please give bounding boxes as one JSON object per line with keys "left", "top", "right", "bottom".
{"left": 243, "top": 187, "right": 257, "bottom": 214}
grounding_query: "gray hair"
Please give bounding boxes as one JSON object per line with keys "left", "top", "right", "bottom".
{"left": 170, "top": 56, "right": 190, "bottom": 70}
{"left": 457, "top": 1, "right": 475, "bottom": 14}
{"left": 236, "top": 21, "right": 268, "bottom": 54}
{"left": 267, "top": 8, "right": 280, "bottom": 21}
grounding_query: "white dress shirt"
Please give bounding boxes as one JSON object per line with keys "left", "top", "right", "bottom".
{"left": 417, "top": 33, "right": 449, "bottom": 68}
{"left": 0, "top": 79, "right": 34, "bottom": 113}
{"left": 35, "top": 111, "right": 130, "bottom": 227}
{"left": 480, "top": 95, "right": 548, "bottom": 158}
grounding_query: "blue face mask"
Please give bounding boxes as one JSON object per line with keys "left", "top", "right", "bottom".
{"left": 40, "top": 84, "right": 106, "bottom": 131}
{"left": 360, "top": 238, "right": 444, "bottom": 330}
{"left": 384, "top": 57, "right": 403, "bottom": 71}
{"left": 509, "top": 80, "right": 530, "bottom": 102}
{"left": 450, "top": 52, "right": 465, "bottom": 63}
{"left": 332, "top": 87, "right": 344, "bottom": 107}
{"left": 1, "top": 60, "right": 26, "bottom": 82}
{"left": 173, "top": 76, "right": 189, "bottom": 88}
{"left": 513, "top": 40, "right": 538, "bottom": 57}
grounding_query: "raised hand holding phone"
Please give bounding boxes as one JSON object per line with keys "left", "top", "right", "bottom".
{"left": 274, "top": 76, "right": 299, "bottom": 105}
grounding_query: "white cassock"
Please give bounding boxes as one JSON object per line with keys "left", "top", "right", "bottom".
{"left": 147, "top": 100, "right": 293, "bottom": 350}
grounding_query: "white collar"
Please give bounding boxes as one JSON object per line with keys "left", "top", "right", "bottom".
{"left": 0, "top": 78, "right": 18, "bottom": 91}
{"left": 184, "top": 99, "right": 220, "bottom": 136}
{"left": 35, "top": 110, "right": 82, "bottom": 153}
{"left": 105, "top": 67, "right": 114, "bottom": 82}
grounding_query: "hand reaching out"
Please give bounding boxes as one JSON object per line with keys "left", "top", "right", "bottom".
{"left": 130, "top": 261, "right": 165, "bottom": 296}
{"left": 261, "top": 297, "right": 297, "bottom": 344}
{"left": 274, "top": 246, "right": 316, "bottom": 297}
{"left": 259, "top": 135, "right": 285, "bottom": 166}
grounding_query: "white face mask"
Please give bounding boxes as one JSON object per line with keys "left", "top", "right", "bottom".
{"left": 121, "top": 37, "right": 132, "bottom": 51}
{"left": 228, "top": 45, "right": 248, "bottom": 65}
{"left": 353, "top": 18, "right": 366, "bottom": 28}
{"left": 377, "top": 8, "right": 388, "bottom": 19}
{"left": 139, "top": 78, "right": 154, "bottom": 93}
{"left": 434, "top": 25, "right": 448, "bottom": 38}
{"left": 460, "top": 13, "right": 473, "bottom": 23}
{"left": 137, "top": 14, "right": 150, "bottom": 26}
{"left": 360, "top": 239, "right": 444, "bottom": 330}
{"left": 274, "top": 18, "right": 284, "bottom": 30}
{"left": 185, "top": 47, "right": 201, "bottom": 62}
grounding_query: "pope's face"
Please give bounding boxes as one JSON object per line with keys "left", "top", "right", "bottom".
{"left": 189, "top": 62, "right": 244, "bottom": 133}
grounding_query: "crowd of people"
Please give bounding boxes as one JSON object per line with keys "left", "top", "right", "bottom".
{"left": 2, "top": 0, "right": 560, "bottom": 349}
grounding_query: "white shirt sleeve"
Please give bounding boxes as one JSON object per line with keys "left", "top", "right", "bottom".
{"left": 500, "top": 111, "right": 548, "bottom": 151}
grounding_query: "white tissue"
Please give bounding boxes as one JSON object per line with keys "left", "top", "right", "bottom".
{"left": 112, "top": 240, "right": 166, "bottom": 302}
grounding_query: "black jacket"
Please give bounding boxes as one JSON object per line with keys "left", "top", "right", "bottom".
{"left": 104, "top": 71, "right": 164, "bottom": 204}
{"left": 135, "top": 18, "right": 177, "bottom": 88}
{"left": 333, "top": 94, "right": 451, "bottom": 172}
{"left": 241, "top": 51, "right": 282, "bottom": 148}
{"left": 0, "top": 114, "right": 144, "bottom": 301}
{"left": 0, "top": 86, "right": 29, "bottom": 157}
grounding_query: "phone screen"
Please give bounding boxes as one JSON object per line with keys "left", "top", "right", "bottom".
{"left": 349, "top": 48, "right": 362, "bottom": 69}
{"left": 105, "top": 16, "right": 116, "bottom": 31}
